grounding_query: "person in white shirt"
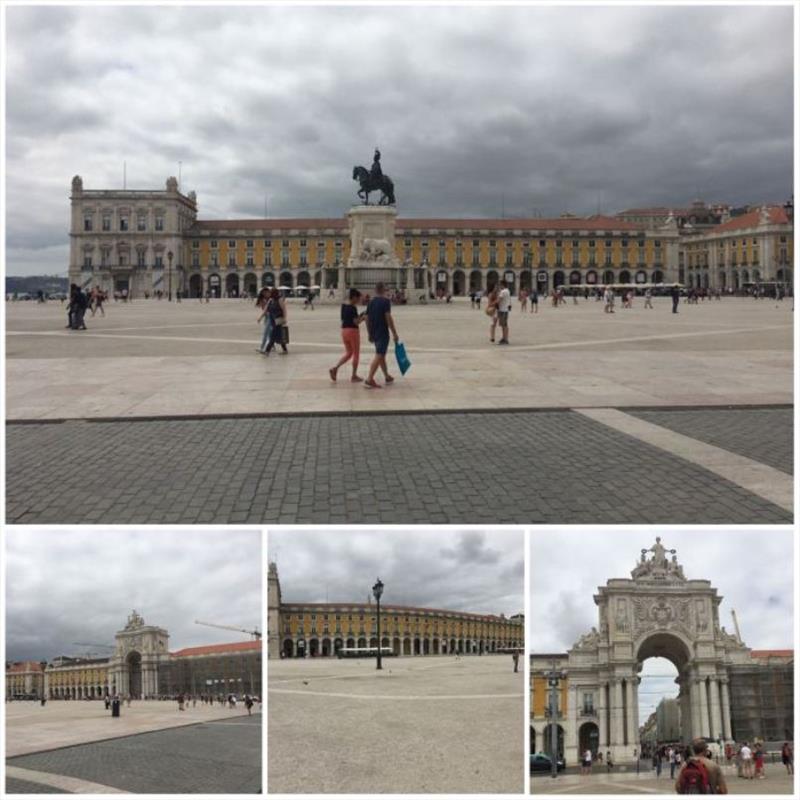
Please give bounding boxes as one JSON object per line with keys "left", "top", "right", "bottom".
{"left": 582, "top": 748, "right": 593, "bottom": 774}
{"left": 497, "top": 280, "right": 511, "bottom": 344}
{"left": 740, "top": 742, "right": 753, "bottom": 779}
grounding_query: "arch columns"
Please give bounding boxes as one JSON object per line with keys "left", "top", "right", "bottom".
{"left": 610, "top": 678, "right": 625, "bottom": 751}
{"left": 625, "top": 677, "right": 638, "bottom": 748}
{"left": 689, "top": 677, "right": 703, "bottom": 738}
{"left": 720, "top": 677, "right": 732, "bottom": 741}
{"left": 567, "top": 684, "right": 579, "bottom": 763}
{"left": 596, "top": 681, "right": 607, "bottom": 750}
{"left": 709, "top": 677, "right": 724, "bottom": 743}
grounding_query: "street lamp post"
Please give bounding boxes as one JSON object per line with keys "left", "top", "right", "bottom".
{"left": 372, "top": 578, "right": 384, "bottom": 670}
{"left": 167, "top": 250, "right": 173, "bottom": 302}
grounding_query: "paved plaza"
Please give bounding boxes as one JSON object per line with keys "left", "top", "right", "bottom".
{"left": 5, "top": 701, "right": 261, "bottom": 793}
{"left": 268, "top": 654, "right": 524, "bottom": 794}
{"left": 531, "top": 766, "right": 794, "bottom": 794}
{"left": 5, "top": 297, "right": 792, "bottom": 524}
{"left": 6, "top": 296, "right": 791, "bottom": 418}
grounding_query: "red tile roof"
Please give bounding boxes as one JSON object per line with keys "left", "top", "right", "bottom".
{"left": 191, "top": 215, "right": 641, "bottom": 233}
{"left": 710, "top": 206, "right": 790, "bottom": 233}
{"left": 7, "top": 661, "right": 43, "bottom": 673}
{"left": 193, "top": 219, "right": 347, "bottom": 231}
{"left": 750, "top": 649, "right": 793, "bottom": 659}
{"left": 395, "top": 215, "right": 640, "bottom": 232}
{"left": 616, "top": 207, "right": 675, "bottom": 215}
{"left": 171, "top": 640, "right": 262, "bottom": 657}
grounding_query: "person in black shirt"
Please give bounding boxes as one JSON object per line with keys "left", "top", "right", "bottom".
{"left": 329, "top": 289, "right": 366, "bottom": 382}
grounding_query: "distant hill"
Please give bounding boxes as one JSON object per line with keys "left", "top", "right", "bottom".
{"left": 6, "top": 275, "right": 69, "bottom": 297}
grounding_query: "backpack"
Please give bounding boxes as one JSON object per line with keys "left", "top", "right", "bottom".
{"left": 677, "top": 759, "right": 711, "bottom": 794}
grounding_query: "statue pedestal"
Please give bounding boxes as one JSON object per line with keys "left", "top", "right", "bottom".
{"left": 345, "top": 205, "right": 408, "bottom": 299}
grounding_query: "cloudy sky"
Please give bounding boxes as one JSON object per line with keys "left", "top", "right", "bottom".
{"left": 530, "top": 528, "right": 794, "bottom": 722}
{"left": 5, "top": 3, "right": 793, "bottom": 276}
{"left": 269, "top": 528, "right": 523, "bottom": 616}
{"left": 5, "top": 528, "right": 262, "bottom": 662}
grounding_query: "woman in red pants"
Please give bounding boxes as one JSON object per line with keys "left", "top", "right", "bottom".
{"left": 329, "top": 288, "right": 366, "bottom": 382}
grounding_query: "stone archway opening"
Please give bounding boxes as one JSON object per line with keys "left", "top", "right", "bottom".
{"left": 543, "top": 724, "right": 565, "bottom": 760}
{"left": 636, "top": 632, "right": 691, "bottom": 748}
{"left": 127, "top": 651, "right": 142, "bottom": 698}
{"left": 578, "top": 721, "right": 600, "bottom": 757}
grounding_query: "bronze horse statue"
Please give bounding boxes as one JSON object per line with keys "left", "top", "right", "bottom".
{"left": 352, "top": 165, "right": 396, "bottom": 205}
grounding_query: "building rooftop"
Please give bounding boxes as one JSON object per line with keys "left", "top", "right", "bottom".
{"left": 171, "top": 640, "right": 262, "bottom": 657}
{"left": 191, "top": 214, "right": 643, "bottom": 233}
{"left": 709, "top": 206, "right": 790, "bottom": 234}
{"left": 750, "top": 649, "right": 793, "bottom": 660}
{"left": 7, "top": 661, "right": 44, "bottom": 673}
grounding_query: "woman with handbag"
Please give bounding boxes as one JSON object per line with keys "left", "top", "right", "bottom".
{"left": 486, "top": 286, "right": 499, "bottom": 342}
{"left": 255, "top": 288, "right": 272, "bottom": 354}
{"left": 264, "top": 288, "right": 288, "bottom": 355}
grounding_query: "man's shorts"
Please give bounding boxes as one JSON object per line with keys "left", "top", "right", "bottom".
{"left": 497, "top": 311, "right": 509, "bottom": 326}
{"left": 374, "top": 334, "right": 390, "bottom": 355}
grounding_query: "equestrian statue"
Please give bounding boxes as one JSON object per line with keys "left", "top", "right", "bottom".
{"left": 352, "top": 148, "right": 396, "bottom": 205}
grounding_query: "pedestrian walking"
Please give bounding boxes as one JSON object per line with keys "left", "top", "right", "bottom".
{"left": 653, "top": 749, "right": 662, "bottom": 777}
{"left": 530, "top": 288, "right": 539, "bottom": 313}
{"left": 329, "top": 288, "right": 365, "bottom": 382}
{"left": 671, "top": 284, "right": 680, "bottom": 313}
{"left": 512, "top": 650, "right": 519, "bottom": 673}
{"left": 364, "top": 282, "right": 399, "bottom": 389}
{"left": 603, "top": 285, "right": 615, "bottom": 314}
{"left": 739, "top": 741, "right": 753, "bottom": 779}
{"left": 581, "top": 748, "right": 592, "bottom": 775}
{"left": 781, "top": 742, "right": 793, "bottom": 775}
{"left": 675, "top": 738, "right": 728, "bottom": 794}
{"left": 486, "top": 285, "right": 499, "bottom": 341}
{"left": 264, "top": 288, "right": 288, "bottom": 356}
{"left": 496, "top": 279, "right": 511, "bottom": 344}
{"left": 754, "top": 742, "right": 765, "bottom": 779}
{"left": 255, "top": 287, "right": 272, "bottom": 354}
{"left": 644, "top": 287, "right": 654, "bottom": 309}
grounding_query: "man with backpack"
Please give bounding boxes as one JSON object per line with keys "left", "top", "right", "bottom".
{"left": 675, "top": 738, "right": 728, "bottom": 794}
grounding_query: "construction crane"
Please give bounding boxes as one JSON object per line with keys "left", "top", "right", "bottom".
{"left": 731, "top": 610, "right": 743, "bottom": 642}
{"left": 194, "top": 620, "right": 261, "bottom": 640}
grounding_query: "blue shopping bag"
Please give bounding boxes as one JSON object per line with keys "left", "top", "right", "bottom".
{"left": 394, "top": 341, "right": 411, "bottom": 375}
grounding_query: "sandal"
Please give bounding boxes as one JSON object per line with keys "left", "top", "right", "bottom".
{"left": 329, "top": 367, "right": 337, "bottom": 382}
{"left": 364, "top": 379, "right": 382, "bottom": 389}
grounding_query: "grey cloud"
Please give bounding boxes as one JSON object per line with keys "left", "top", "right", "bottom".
{"left": 5, "top": 4, "right": 792, "bottom": 275}
{"left": 270, "top": 528, "right": 523, "bottom": 617}
{"left": 6, "top": 529, "right": 262, "bottom": 663}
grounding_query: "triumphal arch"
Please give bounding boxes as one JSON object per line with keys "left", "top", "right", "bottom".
{"left": 107, "top": 610, "right": 170, "bottom": 698}
{"left": 534, "top": 538, "right": 754, "bottom": 765}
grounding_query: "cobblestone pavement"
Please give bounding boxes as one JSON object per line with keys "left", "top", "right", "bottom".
{"left": 531, "top": 768, "right": 794, "bottom": 794}
{"left": 5, "top": 778, "right": 68, "bottom": 793}
{"left": 6, "top": 714, "right": 261, "bottom": 794}
{"left": 628, "top": 407, "right": 793, "bottom": 474}
{"left": 6, "top": 408, "right": 790, "bottom": 524}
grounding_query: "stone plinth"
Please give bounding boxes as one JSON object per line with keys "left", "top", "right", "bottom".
{"left": 344, "top": 205, "right": 407, "bottom": 298}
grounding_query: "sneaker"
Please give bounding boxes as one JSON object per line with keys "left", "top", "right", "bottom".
{"left": 498, "top": 339, "right": 509, "bottom": 345}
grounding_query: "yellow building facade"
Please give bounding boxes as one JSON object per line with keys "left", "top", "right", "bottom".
{"left": 6, "top": 661, "right": 45, "bottom": 698}
{"left": 45, "top": 657, "right": 110, "bottom": 699}
{"left": 184, "top": 215, "right": 680, "bottom": 299}
{"left": 277, "top": 602, "right": 523, "bottom": 658}
{"left": 682, "top": 205, "right": 793, "bottom": 290}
